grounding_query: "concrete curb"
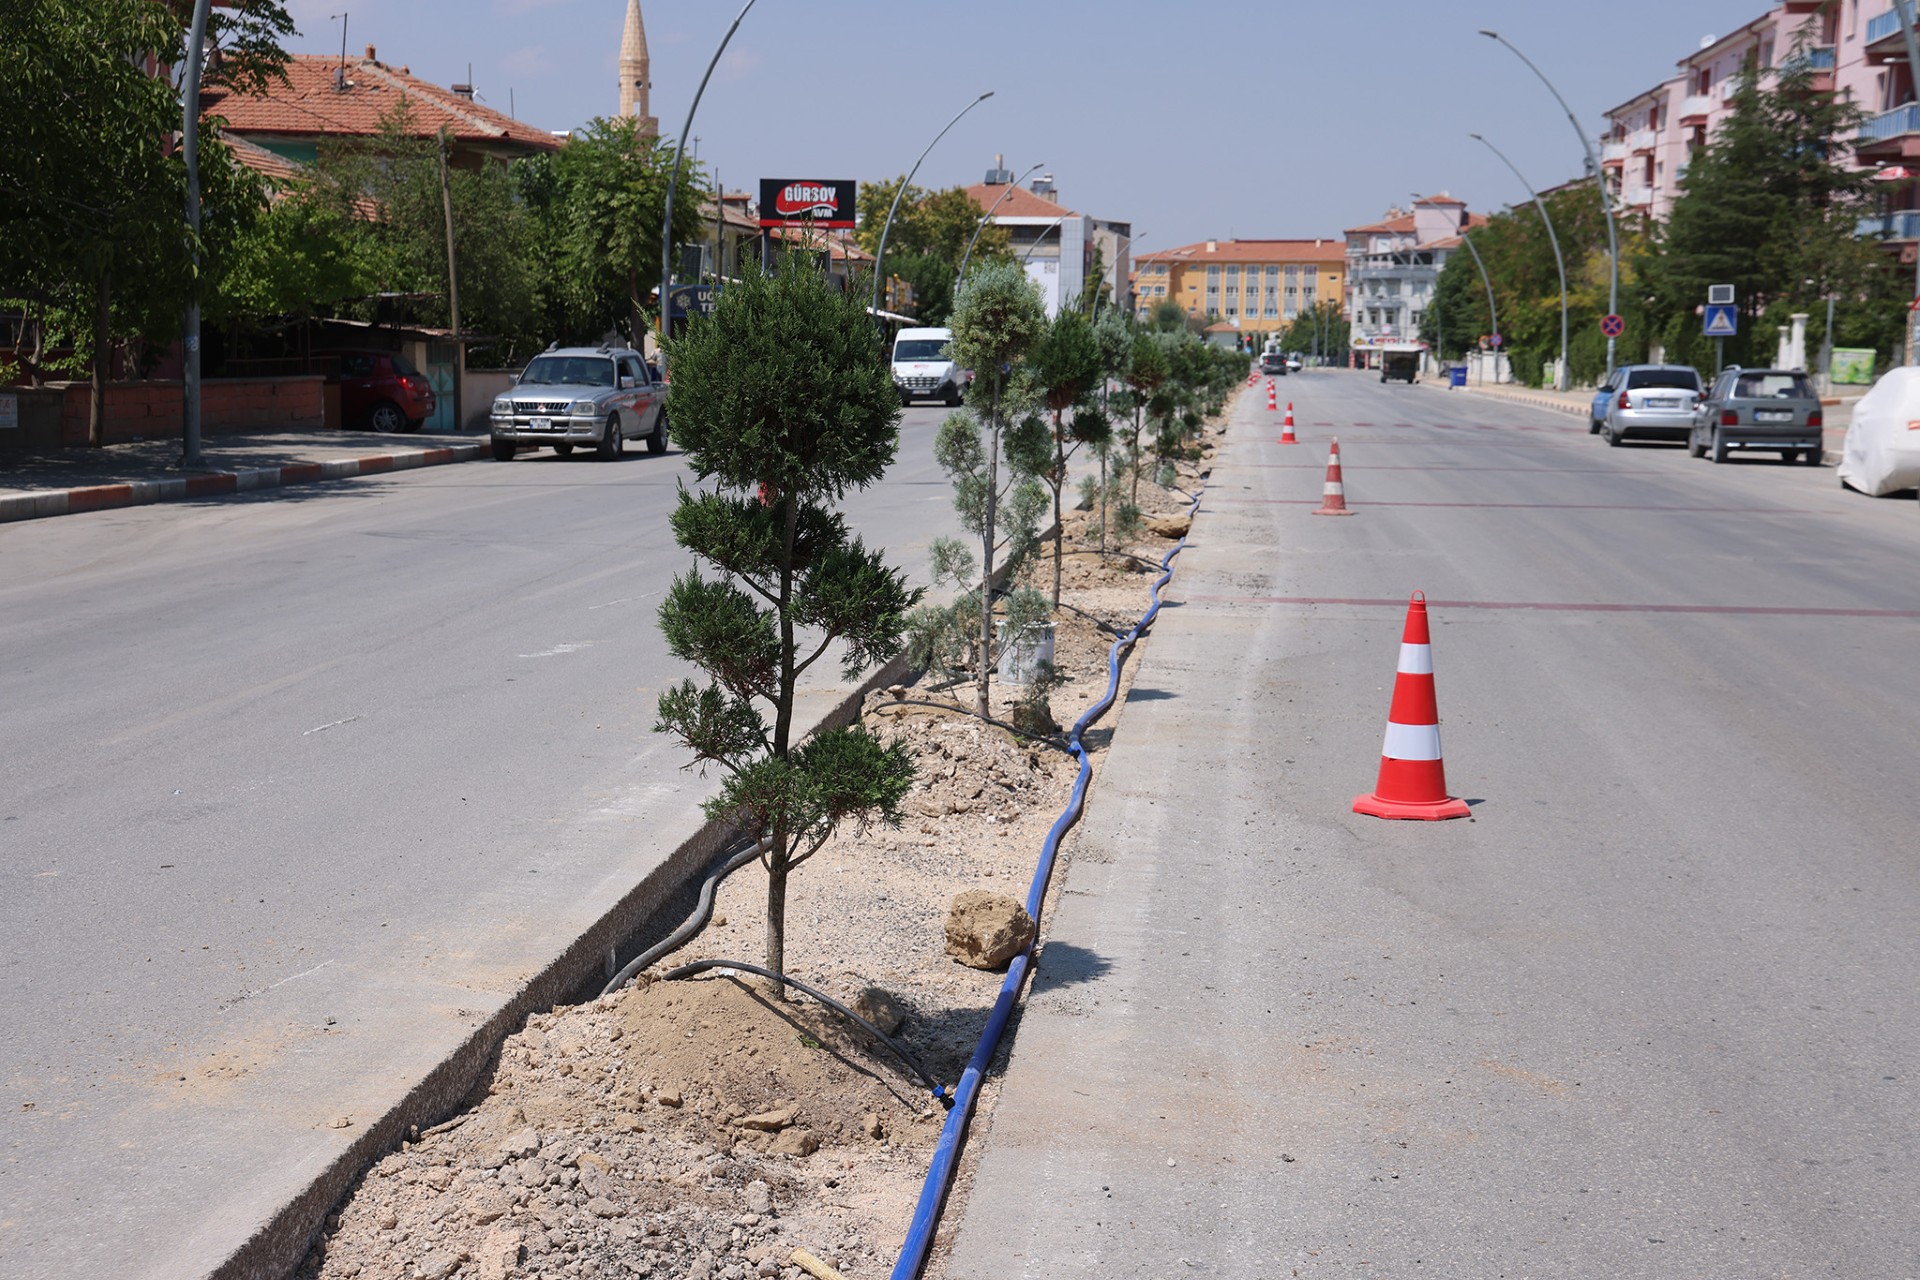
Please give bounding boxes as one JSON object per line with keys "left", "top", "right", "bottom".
{"left": 215, "top": 651, "right": 913, "bottom": 1280}
{"left": 0, "top": 443, "right": 488, "bottom": 526}
{"left": 1428, "top": 383, "right": 1591, "bottom": 419}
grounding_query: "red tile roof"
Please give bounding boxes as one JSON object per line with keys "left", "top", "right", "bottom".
{"left": 223, "top": 133, "right": 306, "bottom": 193}
{"left": 964, "top": 183, "right": 1075, "bottom": 218}
{"left": 203, "top": 54, "right": 560, "bottom": 154}
{"left": 1139, "top": 238, "right": 1345, "bottom": 265}
{"left": 1345, "top": 213, "right": 1418, "bottom": 235}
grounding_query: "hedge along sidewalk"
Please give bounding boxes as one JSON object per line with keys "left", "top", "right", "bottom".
{"left": 0, "top": 430, "right": 490, "bottom": 524}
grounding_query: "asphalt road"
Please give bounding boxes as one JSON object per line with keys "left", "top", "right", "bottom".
{"left": 0, "top": 405, "right": 972, "bottom": 1279}
{"left": 939, "top": 371, "right": 1919, "bottom": 1278}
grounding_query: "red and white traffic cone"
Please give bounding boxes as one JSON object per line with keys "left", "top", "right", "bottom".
{"left": 1353, "top": 593, "right": 1470, "bottom": 820}
{"left": 1279, "top": 402, "right": 1297, "bottom": 445}
{"left": 1266, "top": 381, "right": 1278, "bottom": 412}
{"left": 1311, "top": 438, "right": 1354, "bottom": 515}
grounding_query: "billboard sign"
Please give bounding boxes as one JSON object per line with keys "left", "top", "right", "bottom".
{"left": 758, "top": 179, "right": 856, "bottom": 229}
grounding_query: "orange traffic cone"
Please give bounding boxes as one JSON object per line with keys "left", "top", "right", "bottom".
{"left": 1279, "top": 403, "right": 1297, "bottom": 445}
{"left": 1311, "top": 438, "right": 1354, "bottom": 515}
{"left": 1266, "top": 381, "right": 1277, "bottom": 412}
{"left": 1353, "top": 592, "right": 1470, "bottom": 821}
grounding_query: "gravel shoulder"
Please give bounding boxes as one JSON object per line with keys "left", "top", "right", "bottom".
{"left": 294, "top": 407, "right": 1228, "bottom": 1280}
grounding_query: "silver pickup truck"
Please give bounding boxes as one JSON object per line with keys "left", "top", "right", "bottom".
{"left": 489, "top": 346, "right": 667, "bottom": 461}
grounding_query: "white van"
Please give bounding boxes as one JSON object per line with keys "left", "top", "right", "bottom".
{"left": 891, "top": 327, "right": 970, "bottom": 407}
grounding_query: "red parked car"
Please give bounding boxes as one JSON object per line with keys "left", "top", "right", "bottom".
{"left": 332, "top": 350, "right": 436, "bottom": 432}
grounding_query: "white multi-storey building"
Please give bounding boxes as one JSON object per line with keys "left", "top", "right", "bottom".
{"left": 1343, "top": 195, "right": 1483, "bottom": 366}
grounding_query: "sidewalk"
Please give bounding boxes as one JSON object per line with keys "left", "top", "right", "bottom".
{"left": 0, "top": 429, "right": 490, "bottom": 524}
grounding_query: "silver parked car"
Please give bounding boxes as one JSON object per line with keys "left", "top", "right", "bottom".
{"left": 1597, "top": 364, "right": 1703, "bottom": 446}
{"left": 490, "top": 346, "right": 667, "bottom": 462}
{"left": 1688, "top": 367, "right": 1824, "bottom": 466}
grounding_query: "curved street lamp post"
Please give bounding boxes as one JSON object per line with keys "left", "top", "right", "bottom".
{"left": 1472, "top": 131, "right": 1570, "bottom": 390}
{"left": 659, "top": 0, "right": 759, "bottom": 346}
{"left": 872, "top": 91, "right": 995, "bottom": 323}
{"left": 1479, "top": 29, "right": 1619, "bottom": 380}
{"left": 956, "top": 160, "right": 1044, "bottom": 291}
{"left": 1458, "top": 229, "right": 1502, "bottom": 386}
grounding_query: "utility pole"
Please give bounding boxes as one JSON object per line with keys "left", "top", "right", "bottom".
{"left": 438, "top": 128, "right": 462, "bottom": 432}
{"left": 179, "top": 0, "right": 213, "bottom": 469}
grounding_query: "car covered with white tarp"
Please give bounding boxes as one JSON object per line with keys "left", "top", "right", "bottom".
{"left": 1838, "top": 367, "right": 1920, "bottom": 496}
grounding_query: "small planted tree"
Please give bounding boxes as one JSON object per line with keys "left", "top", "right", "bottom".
{"left": 1122, "top": 336, "right": 1169, "bottom": 502}
{"left": 943, "top": 260, "right": 1046, "bottom": 719}
{"left": 655, "top": 255, "right": 920, "bottom": 993}
{"left": 1019, "top": 307, "right": 1107, "bottom": 605}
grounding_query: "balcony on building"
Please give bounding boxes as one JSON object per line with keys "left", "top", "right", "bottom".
{"left": 1601, "top": 138, "right": 1628, "bottom": 168}
{"left": 1624, "top": 182, "right": 1656, "bottom": 209}
{"left": 1866, "top": 8, "right": 1911, "bottom": 58}
{"left": 1856, "top": 101, "right": 1920, "bottom": 159}
{"left": 1781, "top": 44, "right": 1838, "bottom": 92}
{"left": 1857, "top": 208, "right": 1920, "bottom": 240}
{"left": 1678, "top": 93, "right": 1716, "bottom": 125}
{"left": 1628, "top": 127, "right": 1658, "bottom": 155}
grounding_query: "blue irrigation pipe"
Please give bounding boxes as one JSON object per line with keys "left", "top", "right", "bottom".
{"left": 888, "top": 480, "right": 1208, "bottom": 1280}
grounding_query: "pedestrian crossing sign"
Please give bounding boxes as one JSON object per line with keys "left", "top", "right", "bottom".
{"left": 1703, "top": 304, "right": 1738, "bottom": 337}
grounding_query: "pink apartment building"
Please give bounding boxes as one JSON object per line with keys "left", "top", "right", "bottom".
{"left": 1602, "top": 1, "right": 1920, "bottom": 249}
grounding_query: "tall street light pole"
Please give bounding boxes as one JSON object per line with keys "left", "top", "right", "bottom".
{"left": 1092, "top": 229, "right": 1141, "bottom": 319}
{"left": 179, "top": 0, "right": 213, "bottom": 470}
{"left": 1472, "top": 131, "right": 1570, "bottom": 390}
{"left": 1479, "top": 29, "right": 1619, "bottom": 380}
{"left": 957, "top": 160, "right": 1044, "bottom": 291}
{"left": 872, "top": 91, "right": 994, "bottom": 323}
{"left": 1458, "top": 229, "right": 1502, "bottom": 386}
{"left": 659, "top": 0, "right": 759, "bottom": 347}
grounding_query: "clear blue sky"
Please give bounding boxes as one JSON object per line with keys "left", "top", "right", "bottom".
{"left": 281, "top": 0, "right": 1777, "bottom": 253}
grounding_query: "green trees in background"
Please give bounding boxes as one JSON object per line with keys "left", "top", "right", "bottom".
{"left": 1428, "top": 49, "right": 1904, "bottom": 387}
{"left": 0, "top": 0, "right": 292, "bottom": 442}
{"left": 653, "top": 255, "right": 919, "bottom": 994}
{"left": 856, "top": 176, "right": 1013, "bottom": 325}
{"left": 1647, "top": 51, "right": 1897, "bottom": 371}
{"left": 519, "top": 117, "right": 712, "bottom": 349}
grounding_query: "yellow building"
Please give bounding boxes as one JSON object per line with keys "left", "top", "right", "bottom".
{"left": 1133, "top": 239, "right": 1346, "bottom": 348}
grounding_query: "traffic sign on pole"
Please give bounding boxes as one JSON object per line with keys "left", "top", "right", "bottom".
{"left": 1490, "top": 333, "right": 1503, "bottom": 348}
{"left": 1703, "top": 304, "right": 1738, "bottom": 337}
{"left": 1599, "top": 313, "right": 1625, "bottom": 339}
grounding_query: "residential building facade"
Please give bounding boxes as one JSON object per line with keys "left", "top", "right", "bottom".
{"left": 964, "top": 169, "right": 1099, "bottom": 317}
{"left": 1599, "top": 2, "right": 1920, "bottom": 246}
{"left": 1132, "top": 239, "right": 1345, "bottom": 350}
{"left": 1344, "top": 195, "right": 1481, "bottom": 365}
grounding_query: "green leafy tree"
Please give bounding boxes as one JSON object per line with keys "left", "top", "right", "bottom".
{"left": 941, "top": 260, "right": 1047, "bottom": 718}
{"left": 209, "top": 180, "right": 368, "bottom": 328}
{"left": 0, "top": 0, "right": 291, "bottom": 441}
{"left": 1019, "top": 307, "right": 1107, "bottom": 605}
{"left": 1147, "top": 298, "right": 1189, "bottom": 333}
{"left": 1280, "top": 299, "right": 1349, "bottom": 362}
{"left": 654, "top": 255, "right": 919, "bottom": 993}
{"left": 534, "top": 117, "right": 711, "bottom": 344}
{"left": 309, "top": 108, "right": 543, "bottom": 358}
{"left": 1649, "top": 47, "right": 1888, "bottom": 369}
{"left": 858, "top": 176, "right": 1011, "bottom": 321}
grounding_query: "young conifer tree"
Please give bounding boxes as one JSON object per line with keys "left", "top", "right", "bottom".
{"left": 655, "top": 255, "right": 919, "bottom": 992}
{"left": 943, "top": 260, "right": 1047, "bottom": 719}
